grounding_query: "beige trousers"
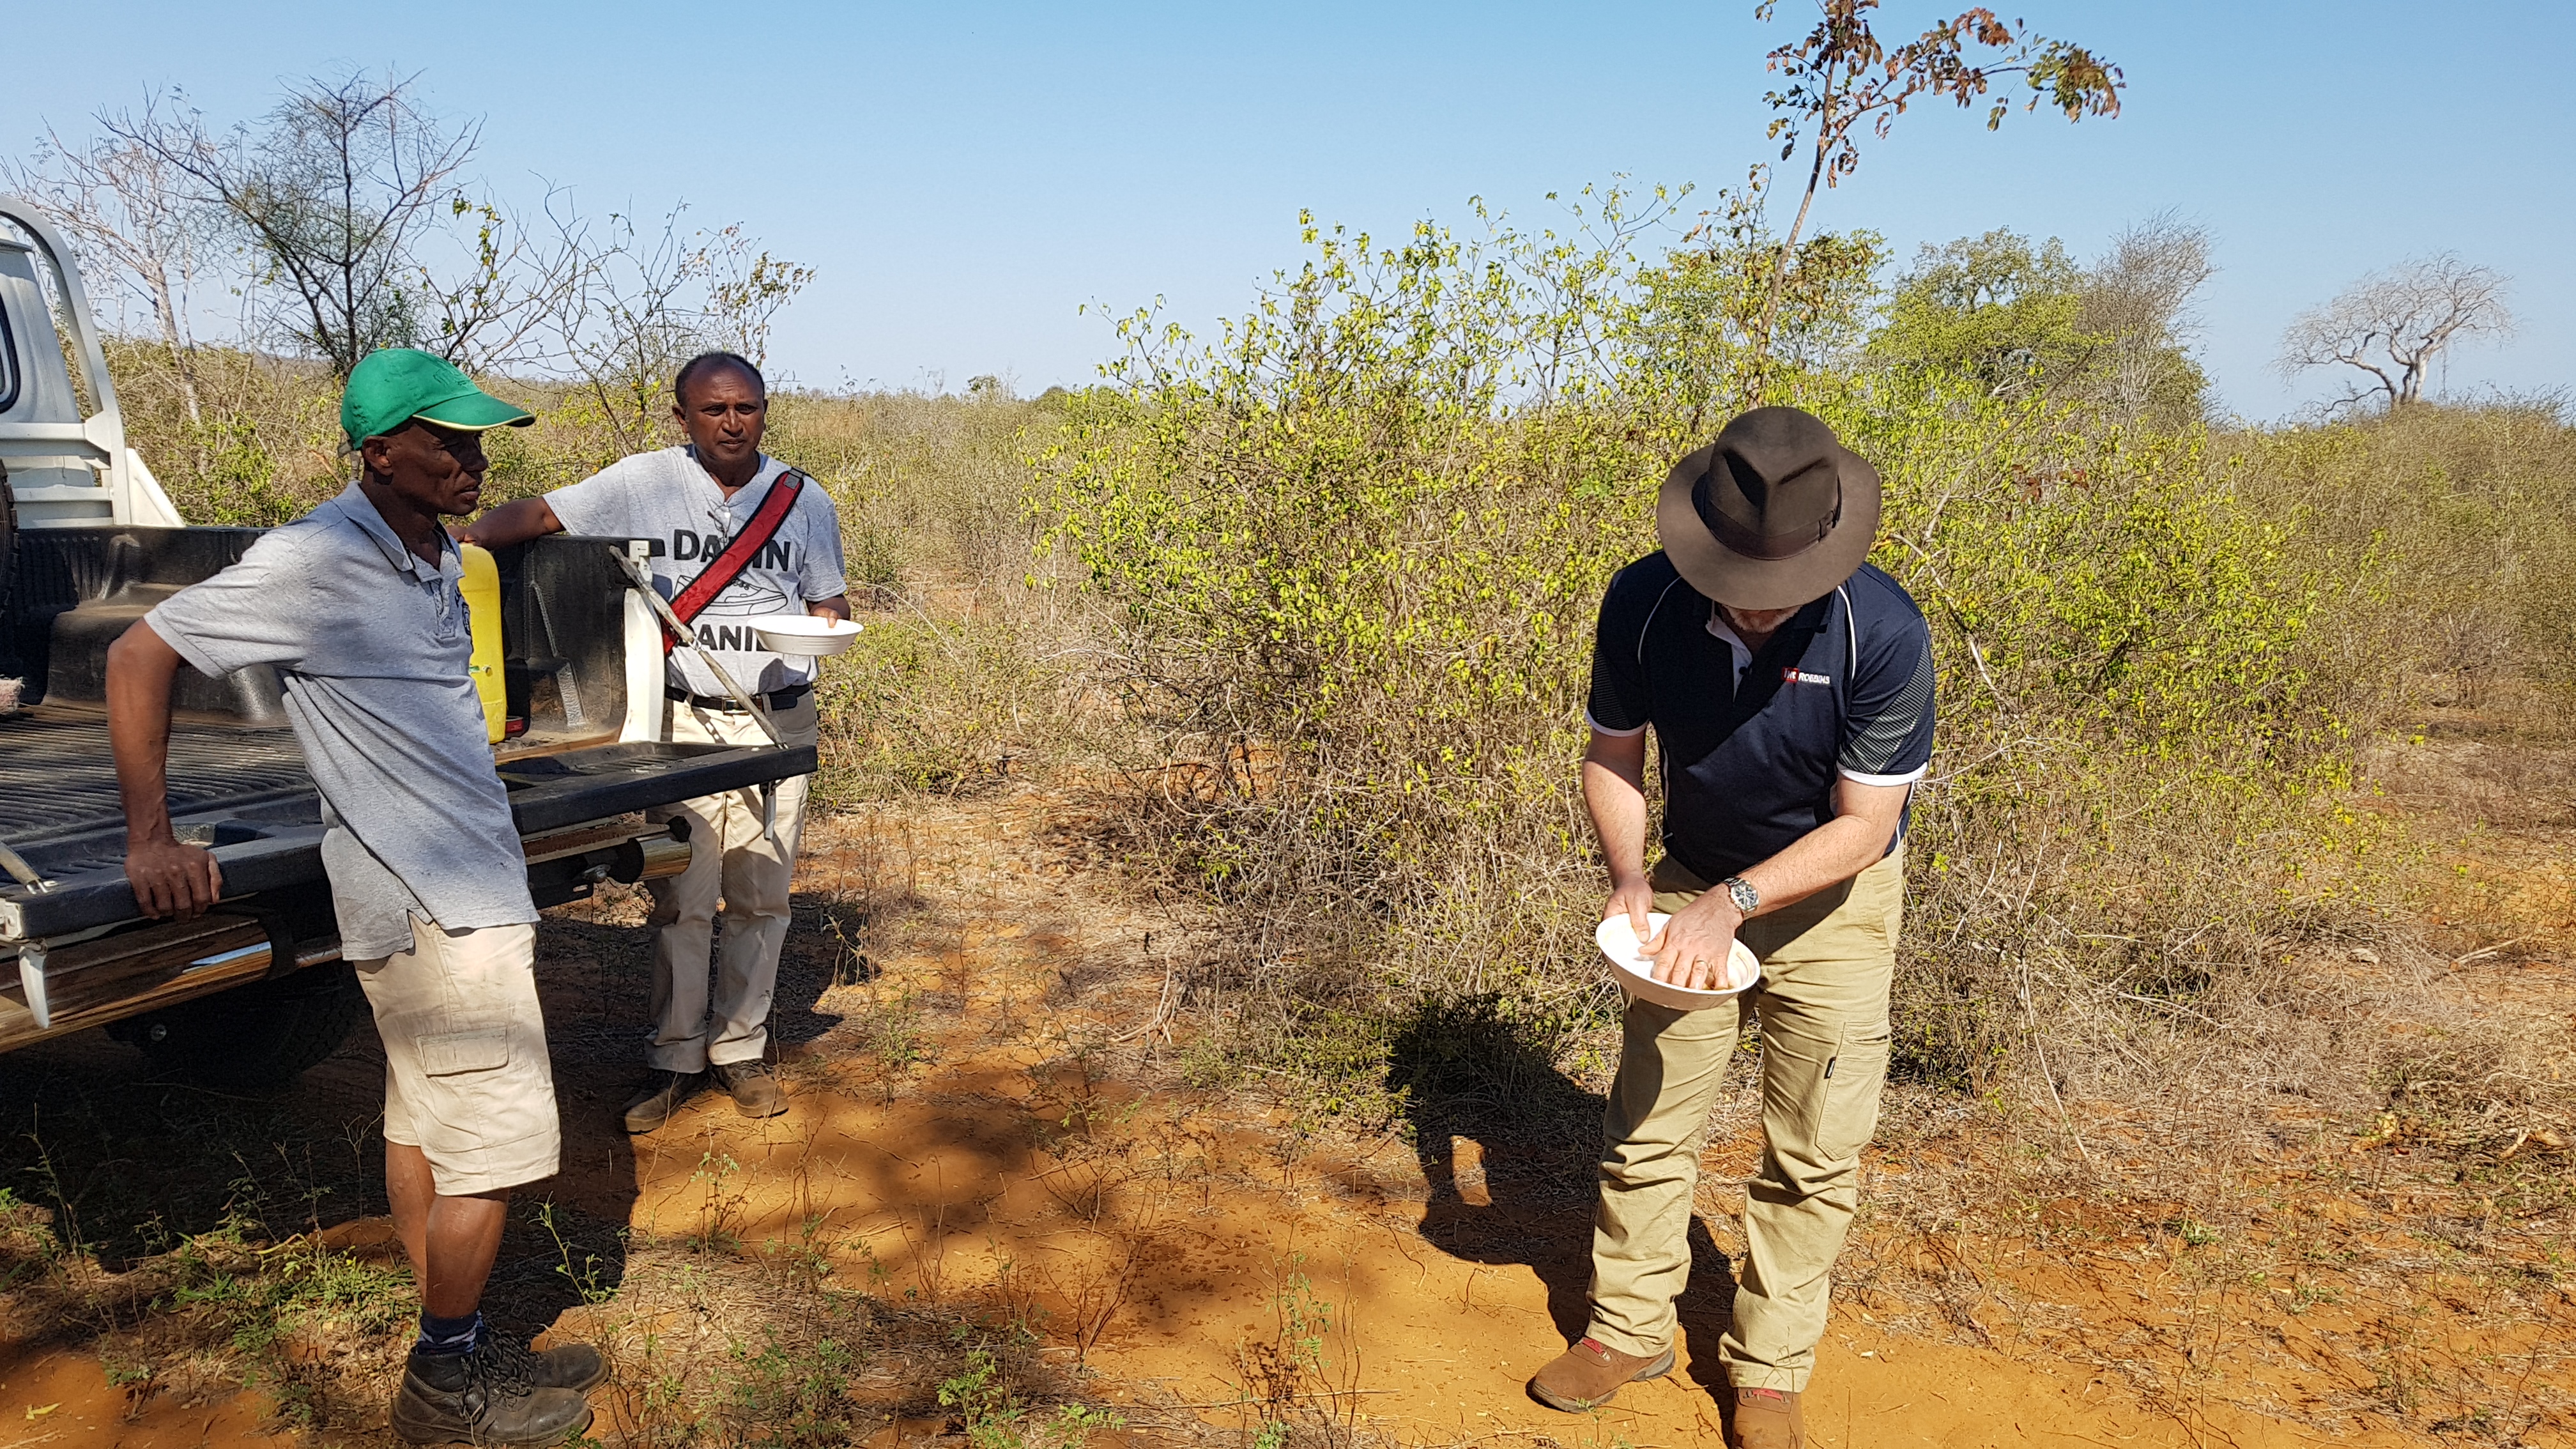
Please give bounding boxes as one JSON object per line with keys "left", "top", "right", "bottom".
{"left": 355, "top": 917, "right": 558, "bottom": 1197}
{"left": 1586, "top": 848, "right": 1904, "bottom": 1392}
{"left": 644, "top": 694, "right": 817, "bottom": 1073}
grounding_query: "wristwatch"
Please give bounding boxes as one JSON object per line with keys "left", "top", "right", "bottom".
{"left": 1721, "top": 875, "right": 1760, "bottom": 914}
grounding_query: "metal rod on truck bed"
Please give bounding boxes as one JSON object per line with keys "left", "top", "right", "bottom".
{"left": 610, "top": 548, "right": 783, "bottom": 748}
{"left": 611, "top": 544, "right": 788, "bottom": 850}
{"left": 0, "top": 841, "right": 53, "bottom": 893}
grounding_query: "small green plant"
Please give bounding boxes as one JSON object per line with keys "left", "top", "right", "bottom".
{"left": 537, "top": 1200, "right": 617, "bottom": 1307}
{"left": 938, "top": 1348, "right": 1024, "bottom": 1449}
{"left": 688, "top": 1150, "right": 746, "bottom": 1252}
{"left": 1232, "top": 1255, "right": 1361, "bottom": 1449}
{"left": 724, "top": 1327, "right": 858, "bottom": 1448}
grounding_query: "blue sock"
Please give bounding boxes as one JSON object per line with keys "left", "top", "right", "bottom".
{"left": 415, "top": 1310, "right": 482, "bottom": 1358}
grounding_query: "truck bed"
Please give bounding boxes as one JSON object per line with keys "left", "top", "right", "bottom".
{"left": 0, "top": 709, "right": 818, "bottom": 940}
{"left": 2, "top": 711, "right": 316, "bottom": 878}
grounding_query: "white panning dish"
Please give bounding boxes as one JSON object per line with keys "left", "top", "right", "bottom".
{"left": 752, "top": 615, "right": 863, "bottom": 657}
{"left": 1595, "top": 912, "right": 1761, "bottom": 1011}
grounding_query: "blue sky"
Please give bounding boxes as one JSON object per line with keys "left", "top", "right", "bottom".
{"left": 9, "top": 1, "right": 2569, "bottom": 421}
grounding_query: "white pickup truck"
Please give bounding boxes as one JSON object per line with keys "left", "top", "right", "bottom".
{"left": 0, "top": 197, "right": 814, "bottom": 1084}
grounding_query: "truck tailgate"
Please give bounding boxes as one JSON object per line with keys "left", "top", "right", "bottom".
{"left": 0, "top": 710, "right": 815, "bottom": 940}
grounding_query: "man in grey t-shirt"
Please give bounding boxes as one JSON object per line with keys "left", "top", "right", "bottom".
{"left": 463, "top": 351, "right": 847, "bottom": 1131}
{"left": 112, "top": 349, "right": 604, "bottom": 1446}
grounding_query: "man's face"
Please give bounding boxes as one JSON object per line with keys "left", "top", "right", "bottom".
{"left": 675, "top": 365, "right": 766, "bottom": 471}
{"left": 1717, "top": 601, "right": 1803, "bottom": 638}
{"left": 362, "top": 421, "right": 489, "bottom": 516}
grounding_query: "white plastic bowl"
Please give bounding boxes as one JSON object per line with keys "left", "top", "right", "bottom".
{"left": 751, "top": 615, "right": 863, "bottom": 657}
{"left": 1595, "top": 912, "right": 1761, "bottom": 1011}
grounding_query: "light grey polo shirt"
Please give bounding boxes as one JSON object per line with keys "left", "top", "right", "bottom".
{"left": 146, "top": 482, "right": 537, "bottom": 960}
{"left": 545, "top": 448, "right": 848, "bottom": 697}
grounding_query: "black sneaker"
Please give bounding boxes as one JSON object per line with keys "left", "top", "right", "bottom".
{"left": 621, "top": 1068, "right": 705, "bottom": 1133}
{"left": 712, "top": 1059, "right": 787, "bottom": 1119}
{"left": 487, "top": 1325, "right": 611, "bottom": 1394}
{"left": 390, "top": 1335, "right": 593, "bottom": 1446}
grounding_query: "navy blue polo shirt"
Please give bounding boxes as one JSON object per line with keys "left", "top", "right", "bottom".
{"left": 1585, "top": 556, "right": 1936, "bottom": 882}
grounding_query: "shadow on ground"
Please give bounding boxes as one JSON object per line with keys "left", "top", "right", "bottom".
{"left": 1390, "top": 992, "right": 1744, "bottom": 1399}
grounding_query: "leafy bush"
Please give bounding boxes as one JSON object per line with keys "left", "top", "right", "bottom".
{"left": 1041, "top": 193, "right": 2380, "bottom": 1100}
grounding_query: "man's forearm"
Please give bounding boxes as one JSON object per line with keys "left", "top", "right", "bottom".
{"left": 1582, "top": 756, "right": 1650, "bottom": 884}
{"left": 1737, "top": 815, "right": 1893, "bottom": 915}
{"left": 1735, "top": 778, "right": 1910, "bottom": 916}
{"left": 456, "top": 496, "right": 562, "bottom": 548}
{"left": 107, "top": 622, "right": 184, "bottom": 843}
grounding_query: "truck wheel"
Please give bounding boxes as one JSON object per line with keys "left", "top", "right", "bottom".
{"left": 114, "top": 963, "right": 372, "bottom": 1088}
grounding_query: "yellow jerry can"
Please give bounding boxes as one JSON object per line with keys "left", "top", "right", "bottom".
{"left": 459, "top": 544, "right": 507, "bottom": 743}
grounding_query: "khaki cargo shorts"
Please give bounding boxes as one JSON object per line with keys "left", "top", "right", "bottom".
{"left": 353, "top": 917, "right": 560, "bottom": 1196}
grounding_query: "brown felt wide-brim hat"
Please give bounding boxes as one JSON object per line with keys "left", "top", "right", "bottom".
{"left": 1656, "top": 409, "right": 1881, "bottom": 610}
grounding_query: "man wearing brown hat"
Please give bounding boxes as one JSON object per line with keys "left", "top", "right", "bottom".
{"left": 1527, "top": 408, "right": 1935, "bottom": 1448}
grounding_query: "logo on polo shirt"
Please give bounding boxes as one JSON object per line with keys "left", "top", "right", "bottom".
{"left": 1782, "top": 668, "right": 1832, "bottom": 686}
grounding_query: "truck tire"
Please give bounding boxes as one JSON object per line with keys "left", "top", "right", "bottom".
{"left": 114, "top": 963, "right": 372, "bottom": 1088}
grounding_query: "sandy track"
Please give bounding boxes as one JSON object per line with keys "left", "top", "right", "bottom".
{"left": 3, "top": 783, "right": 2568, "bottom": 1446}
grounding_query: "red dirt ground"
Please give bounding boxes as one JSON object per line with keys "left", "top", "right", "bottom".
{"left": 4, "top": 766, "right": 2572, "bottom": 1447}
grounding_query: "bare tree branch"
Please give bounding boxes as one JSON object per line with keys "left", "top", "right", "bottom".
{"left": 112, "top": 71, "right": 479, "bottom": 381}
{"left": 1, "top": 90, "right": 233, "bottom": 421}
{"left": 2278, "top": 253, "right": 2513, "bottom": 411}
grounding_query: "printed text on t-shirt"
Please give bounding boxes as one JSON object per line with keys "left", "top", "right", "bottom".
{"left": 671, "top": 530, "right": 798, "bottom": 569}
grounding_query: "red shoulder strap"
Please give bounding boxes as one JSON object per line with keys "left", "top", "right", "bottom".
{"left": 661, "top": 469, "right": 807, "bottom": 654}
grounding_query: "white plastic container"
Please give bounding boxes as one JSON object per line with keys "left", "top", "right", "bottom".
{"left": 751, "top": 615, "right": 862, "bottom": 657}
{"left": 1595, "top": 912, "right": 1761, "bottom": 1011}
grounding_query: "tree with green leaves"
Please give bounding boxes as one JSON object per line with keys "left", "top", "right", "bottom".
{"left": 1871, "top": 217, "right": 2213, "bottom": 426}
{"left": 1745, "top": 0, "right": 2125, "bottom": 386}
{"left": 1871, "top": 228, "right": 2087, "bottom": 396}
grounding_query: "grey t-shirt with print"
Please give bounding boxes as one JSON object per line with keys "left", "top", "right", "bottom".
{"left": 545, "top": 447, "right": 849, "bottom": 697}
{"left": 144, "top": 482, "right": 537, "bottom": 961}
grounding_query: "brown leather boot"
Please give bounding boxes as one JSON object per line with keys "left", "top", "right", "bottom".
{"left": 713, "top": 1059, "right": 788, "bottom": 1118}
{"left": 1527, "top": 1335, "right": 1676, "bottom": 1412}
{"left": 1727, "top": 1386, "right": 1805, "bottom": 1449}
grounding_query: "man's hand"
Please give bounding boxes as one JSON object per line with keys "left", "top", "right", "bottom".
{"left": 1643, "top": 889, "right": 1744, "bottom": 991}
{"left": 126, "top": 836, "right": 222, "bottom": 921}
{"left": 1602, "top": 872, "right": 1655, "bottom": 945}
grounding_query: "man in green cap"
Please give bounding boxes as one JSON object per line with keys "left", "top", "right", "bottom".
{"left": 109, "top": 348, "right": 608, "bottom": 1446}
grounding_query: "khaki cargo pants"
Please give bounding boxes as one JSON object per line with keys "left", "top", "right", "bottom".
{"left": 1586, "top": 849, "right": 1903, "bottom": 1392}
{"left": 355, "top": 917, "right": 559, "bottom": 1197}
{"left": 644, "top": 694, "right": 818, "bottom": 1073}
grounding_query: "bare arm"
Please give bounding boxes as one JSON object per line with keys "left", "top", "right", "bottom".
{"left": 1739, "top": 778, "right": 1911, "bottom": 915}
{"left": 806, "top": 593, "right": 851, "bottom": 624}
{"left": 1583, "top": 728, "right": 1655, "bottom": 941}
{"left": 1646, "top": 776, "right": 1911, "bottom": 990}
{"left": 108, "top": 620, "right": 223, "bottom": 919}
{"left": 453, "top": 496, "right": 564, "bottom": 548}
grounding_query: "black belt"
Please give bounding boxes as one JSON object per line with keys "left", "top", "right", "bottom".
{"left": 667, "top": 682, "right": 811, "bottom": 713}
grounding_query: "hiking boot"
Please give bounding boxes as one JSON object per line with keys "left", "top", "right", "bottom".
{"left": 390, "top": 1337, "right": 594, "bottom": 1446}
{"left": 712, "top": 1059, "right": 787, "bottom": 1119}
{"left": 1528, "top": 1335, "right": 1676, "bottom": 1412}
{"left": 487, "top": 1326, "right": 611, "bottom": 1393}
{"left": 621, "top": 1069, "right": 705, "bottom": 1133}
{"left": 1726, "top": 1386, "right": 1805, "bottom": 1449}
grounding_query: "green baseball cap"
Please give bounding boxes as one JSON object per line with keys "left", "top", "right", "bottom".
{"left": 341, "top": 348, "right": 535, "bottom": 450}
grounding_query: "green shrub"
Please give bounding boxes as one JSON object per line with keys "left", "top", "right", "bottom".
{"left": 1040, "top": 194, "right": 2380, "bottom": 1097}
